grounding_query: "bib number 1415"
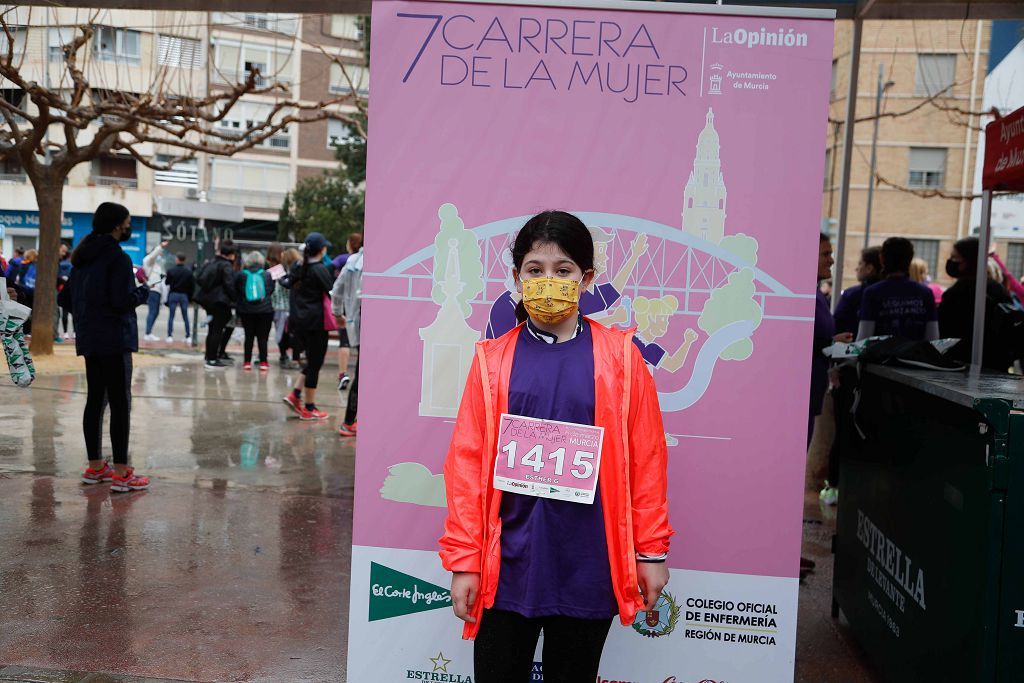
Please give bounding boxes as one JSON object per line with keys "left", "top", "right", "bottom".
{"left": 501, "top": 441, "right": 594, "bottom": 479}
{"left": 492, "top": 414, "right": 604, "bottom": 504}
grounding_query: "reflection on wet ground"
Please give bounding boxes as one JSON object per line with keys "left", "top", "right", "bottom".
{"left": 0, "top": 358, "right": 880, "bottom": 682}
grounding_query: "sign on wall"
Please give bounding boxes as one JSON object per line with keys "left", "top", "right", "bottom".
{"left": 349, "top": 1, "right": 835, "bottom": 680}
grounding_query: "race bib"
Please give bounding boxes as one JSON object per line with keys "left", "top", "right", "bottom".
{"left": 493, "top": 413, "right": 604, "bottom": 504}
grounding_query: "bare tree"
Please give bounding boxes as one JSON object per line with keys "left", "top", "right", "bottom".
{"left": 0, "top": 6, "right": 362, "bottom": 355}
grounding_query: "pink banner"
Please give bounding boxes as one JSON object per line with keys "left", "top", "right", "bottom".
{"left": 349, "top": 2, "right": 834, "bottom": 678}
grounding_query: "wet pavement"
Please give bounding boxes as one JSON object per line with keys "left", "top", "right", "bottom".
{"left": 0, "top": 356, "right": 880, "bottom": 682}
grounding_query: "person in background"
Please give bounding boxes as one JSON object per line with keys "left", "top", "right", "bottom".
{"left": 14, "top": 249, "right": 37, "bottom": 335}
{"left": 832, "top": 246, "right": 881, "bottom": 337}
{"left": 282, "top": 233, "right": 335, "bottom": 421}
{"left": 217, "top": 252, "right": 242, "bottom": 363}
{"left": 939, "top": 237, "right": 1012, "bottom": 369}
{"left": 164, "top": 253, "right": 194, "bottom": 343}
{"left": 3, "top": 247, "right": 24, "bottom": 280}
{"left": 196, "top": 240, "right": 238, "bottom": 369}
{"left": 334, "top": 232, "right": 362, "bottom": 391}
{"left": 142, "top": 240, "right": 170, "bottom": 341}
{"left": 856, "top": 237, "right": 938, "bottom": 342}
{"left": 269, "top": 245, "right": 301, "bottom": 369}
{"left": 68, "top": 202, "right": 151, "bottom": 492}
{"left": 56, "top": 243, "right": 73, "bottom": 341}
{"left": 909, "top": 257, "right": 944, "bottom": 305}
{"left": 235, "top": 250, "right": 275, "bottom": 372}
{"left": 810, "top": 234, "right": 846, "bottom": 448}
{"left": 333, "top": 238, "right": 363, "bottom": 437}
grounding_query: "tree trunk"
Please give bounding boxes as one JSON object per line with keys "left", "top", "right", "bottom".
{"left": 29, "top": 176, "right": 66, "bottom": 357}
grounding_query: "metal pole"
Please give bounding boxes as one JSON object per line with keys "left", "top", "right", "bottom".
{"left": 971, "top": 190, "right": 993, "bottom": 369}
{"left": 832, "top": 18, "right": 862, "bottom": 310}
{"left": 864, "top": 63, "right": 884, "bottom": 250}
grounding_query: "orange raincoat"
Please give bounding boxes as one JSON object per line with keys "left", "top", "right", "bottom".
{"left": 439, "top": 318, "right": 673, "bottom": 640}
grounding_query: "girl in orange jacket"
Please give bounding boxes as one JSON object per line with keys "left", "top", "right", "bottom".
{"left": 439, "top": 210, "right": 673, "bottom": 681}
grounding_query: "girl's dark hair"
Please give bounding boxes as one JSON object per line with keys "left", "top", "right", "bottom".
{"left": 953, "top": 237, "right": 979, "bottom": 276}
{"left": 347, "top": 232, "right": 364, "bottom": 253}
{"left": 511, "top": 211, "right": 594, "bottom": 323}
{"left": 92, "top": 202, "right": 129, "bottom": 234}
{"left": 266, "top": 242, "right": 284, "bottom": 267}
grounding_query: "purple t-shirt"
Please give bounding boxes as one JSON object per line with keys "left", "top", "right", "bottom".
{"left": 485, "top": 282, "right": 623, "bottom": 340}
{"left": 859, "top": 277, "right": 937, "bottom": 340}
{"left": 493, "top": 323, "right": 618, "bottom": 619}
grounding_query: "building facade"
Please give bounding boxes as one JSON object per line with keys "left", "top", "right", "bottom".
{"left": 0, "top": 8, "right": 367, "bottom": 264}
{"left": 824, "top": 20, "right": 990, "bottom": 290}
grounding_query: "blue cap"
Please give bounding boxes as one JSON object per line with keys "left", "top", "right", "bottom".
{"left": 305, "top": 232, "right": 331, "bottom": 253}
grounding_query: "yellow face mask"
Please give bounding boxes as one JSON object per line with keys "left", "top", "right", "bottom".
{"left": 521, "top": 276, "right": 582, "bottom": 325}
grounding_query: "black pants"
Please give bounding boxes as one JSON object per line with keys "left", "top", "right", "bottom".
{"left": 474, "top": 609, "right": 612, "bottom": 682}
{"left": 83, "top": 353, "right": 133, "bottom": 465}
{"left": 204, "top": 304, "right": 232, "bottom": 361}
{"left": 240, "top": 313, "right": 273, "bottom": 363}
{"left": 297, "top": 330, "right": 328, "bottom": 389}
{"left": 344, "top": 350, "right": 359, "bottom": 424}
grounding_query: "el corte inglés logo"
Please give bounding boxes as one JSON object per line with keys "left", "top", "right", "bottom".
{"left": 368, "top": 562, "right": 452, "bottom": 622}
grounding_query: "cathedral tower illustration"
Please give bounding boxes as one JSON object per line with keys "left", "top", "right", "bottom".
{"left": 682, "top": 107, "right": 728, "bottom": 244}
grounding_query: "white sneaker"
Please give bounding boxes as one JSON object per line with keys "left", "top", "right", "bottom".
{"left": 144, "top": 334, "right": 156, "bottom": 341}
{"left": 166, "top": 336, "right": 174, "bottom": 343}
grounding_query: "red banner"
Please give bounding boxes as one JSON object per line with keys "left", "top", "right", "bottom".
{"left": 983, "top": 105, "right": 1024, "bottom": 191}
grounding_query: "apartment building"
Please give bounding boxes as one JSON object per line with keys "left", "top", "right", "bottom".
{"left": 0, "top": 8, "right": 367, "bottom": 264}
{"left": 824, "top": 20, "right": 990, "bottom": 289}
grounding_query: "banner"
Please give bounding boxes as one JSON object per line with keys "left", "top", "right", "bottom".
{"left": 350, "top": 1, "right": 834, "bottom": 680}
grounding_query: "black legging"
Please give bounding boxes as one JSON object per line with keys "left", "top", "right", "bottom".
{"left": 474, "top": 609, "right": 612, "bottom": 682}
{"left": 240, "top": 313, "right": 273, "bottom": 363}
{"left": 83, "top": 353, "right": 133, "bottom": 465}
{"left": 204, "top": 304, "right": 232, "bottom": 361}
{"left": 297, "top": 330, "right": 328, "bottom": 389}
{"left": 344, "top": 351, "right": 359, "bottom": 424}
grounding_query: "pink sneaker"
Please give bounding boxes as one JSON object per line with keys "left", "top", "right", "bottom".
{"left": 283, "top": 393, "right": 310, "bottom": 418}
{"left": 110, "top": 468, "right": 150, "bottom": 493}
{"left": 81, "top": 461, "right": 114, "bottom": 485}
{"left": 243, "top": 362, "right": 253, "bottom": 372}
{"left": 302, "top": 406, "right": 329, "bottom": 421}
{"left": 259, "top": 362, "right": 270, "bottom": 373}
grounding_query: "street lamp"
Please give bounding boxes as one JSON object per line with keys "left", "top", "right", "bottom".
{"left": 864, "top": 63, "right": 895, "bottom": 249}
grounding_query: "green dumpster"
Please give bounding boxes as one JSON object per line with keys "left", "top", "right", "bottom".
{"left": 832, "top": 364, "right": 1024, "bottom": 682}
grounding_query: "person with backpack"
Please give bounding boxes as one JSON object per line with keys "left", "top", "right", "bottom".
{"left": 282, "top": 233, "right": 335, "bottom": 421}
{"left": 195, "top": 240, "right": 238, "bottom": 369}
{"left": 66, "top": 202, "right": 151, "bottom": 492}
{"left": 235, "top": 250, "right": 275, "bottom": 372}
{"left": 164, "top": 253, "right": 194, "bottom": 343}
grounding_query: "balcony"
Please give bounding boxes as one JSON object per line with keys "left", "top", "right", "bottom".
{"left": 90, "top": 175, "right": 139, "bottom": 189}
{"left": 212, "top": 69, "right": 292, "bottom": 89}
{"left": 208, "top": 187, "right": 287, "bottom": 210}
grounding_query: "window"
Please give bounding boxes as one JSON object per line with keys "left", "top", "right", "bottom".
{"left": 157, "top": 35, "right": 203, "bottom": 70}
{"left": 1, "top": 89, "right": 26, "bottom": 123}
{"left": 909, "top": 239, "right": 940, "bottom": 278}
{"left": 329, "top": 62, "right": 369, "bottom": 96}
{"left": 154, "top": 154, "right": 199, "bottom": 188}
{"left": 0, "top": 154, "right": 26, "bottom": 183}
{"left": 93, "top": 27, "right": 141, "bottom": 65}
{"left": 48, "top": 28, "right": 78, "bottom": 62}
{"left": 1, "top": 26, "right": 28, "bottom": 61}
{"left": 1007, "top": 243, "right": 1024, "bottom": 281}
{"left": 328, "top": 118, "right": 354, "bottom": 147}
{"left": 329, "top": 15, "right": 363, "bottom": 41}
{"left": 915, "top": 54, "right": 956, "bottom": 96}
{"left": 908, "top": 147, "right": 946, "bottom": 189}
{"left": 217, "top": 100, "right": 290, "bottom": 149}
{"left": 91, "top": 155, "right": 138, "bottom": 189}
{"left": 830, "top": 58, "right": 839, "bottom": 101}
{"left": 213, "top": 41, "right": 293, "bottom": 86}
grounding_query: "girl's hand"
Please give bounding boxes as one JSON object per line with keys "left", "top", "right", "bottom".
{"left": 637, "top": 561, "right": 669, "bottom": 611}
{"left": 451, "top": 572, "right": 480, "bottom": 623}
